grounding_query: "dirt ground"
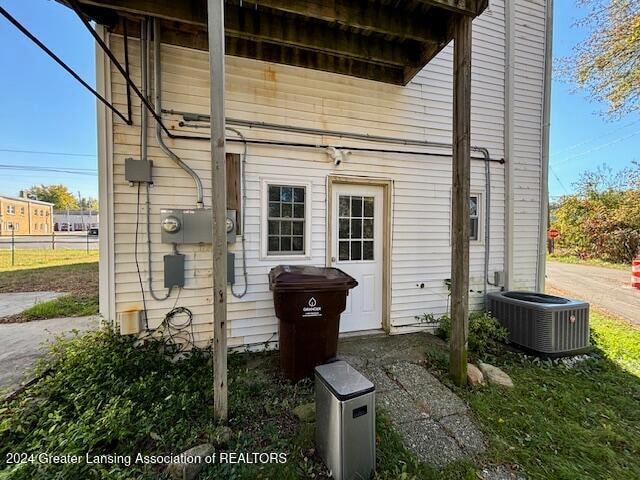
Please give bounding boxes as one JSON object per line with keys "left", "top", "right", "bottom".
{"left": 0, "top": 262, "right": 98, "bottom": 296}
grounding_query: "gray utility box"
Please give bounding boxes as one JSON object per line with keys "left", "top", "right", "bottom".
{"left": 315, "top": 361, "right": 375, "bottom": 480}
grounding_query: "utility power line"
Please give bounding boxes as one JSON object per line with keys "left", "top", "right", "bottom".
{"left": 552, "top": 129, "right": 640, "bottom": 166}
{"left": 0, "top": 164, "right": 97, "bottom": 176}
{"left": 550, "top": 118, "right": 640, "bottom": 157}
{"left": 0, "top": 148, "right": 96, "bottom": 158}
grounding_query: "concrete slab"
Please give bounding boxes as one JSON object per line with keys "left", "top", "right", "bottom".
{"left": 388, "top": 362, "right": 468, "bottom": 419}
{"left": 440, "top": 414, "right": 486, "bottom": 455}
{"left": 0, "top": 316, "right": 99, "bottom": 392}
{"left": 338, "top": 332, "right": 486, "bottom": 468}
{"left": 0, "top": 291, "right": 65, "bottom": 317}
{"left": 400, "top": 419, "right": 465, "bottom": 467}
{"left": 378, "top": 389, "right": 430, "bottom": 424}
{"left": 358, "top": 363, "right": 399, "bottom": 393}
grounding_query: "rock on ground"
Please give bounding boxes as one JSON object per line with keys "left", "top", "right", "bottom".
{"left": 293, "top": 402, "right": 315, "bottom": 423}
{"left": 166, "top": 443, "right": 214, "bottom": 480}
{"left": 467, "top": 363, "right": 485, "bottom": 387}
{"left": 478, "top": 362, "right": 514, "bottom": 388}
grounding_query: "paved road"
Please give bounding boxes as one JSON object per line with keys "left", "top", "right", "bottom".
{"left": 0, "top": 292, "right": 64, "bottom": 317}
{"left": 546, "top": 261, "right": 640, "bottom": 324}
{"left": 0, "top": 233, "right": 98, "bottom": 250}
{"left": 0, "top": 316, "right": 99, "bottom": 393}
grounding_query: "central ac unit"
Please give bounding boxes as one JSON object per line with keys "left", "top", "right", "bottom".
{"left": 488, "top": 291, "right": 590, "bottom": 355}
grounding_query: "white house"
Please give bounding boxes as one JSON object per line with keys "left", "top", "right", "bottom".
{"left": 84, "top": 0, "right": 551, "bottom": 350}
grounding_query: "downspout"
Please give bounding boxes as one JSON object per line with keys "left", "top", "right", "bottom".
{"left": 152, "top": 18, "right": 204, "bottom": 208}
{"left": 538, "top": 0, "right": 554, "bottom": 292}
{"left": 504, "top": 0, "right": 515, "bottom": 290}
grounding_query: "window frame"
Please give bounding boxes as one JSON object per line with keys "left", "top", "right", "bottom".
{"left": 469, "top": 192, "right": 483, "bottom": 244}
{"left": 260, "top": 178, "right": 312, "bottom": 260}
{"left": 7, "top": 204, "right": 15, "bottom": 215}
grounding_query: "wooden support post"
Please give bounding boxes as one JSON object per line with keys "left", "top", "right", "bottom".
{"left": 449, "top": 14, "right": 472, "bottom": 386}
{"left": 207, "top": 0, "right": 228, "bottom": 422}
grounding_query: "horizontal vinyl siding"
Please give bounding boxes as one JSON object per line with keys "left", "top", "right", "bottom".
{"left": 511, "top": 0, "right": 547, "bottom": 290}
{"left": 104, "top": 0, "right": 523, "bottom": 347}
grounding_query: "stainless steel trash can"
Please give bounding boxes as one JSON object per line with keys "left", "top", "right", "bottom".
{"left": 315, "top": 360, "right": 375, "bottom": 480}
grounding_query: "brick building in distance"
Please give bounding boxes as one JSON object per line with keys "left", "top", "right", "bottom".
{"left": 0, "top": 193, "right": 54, "bottom": 236}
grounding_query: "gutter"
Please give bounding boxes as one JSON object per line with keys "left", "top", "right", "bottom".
{"left": 538, "top": 0, "right": 554, "bottom": 292}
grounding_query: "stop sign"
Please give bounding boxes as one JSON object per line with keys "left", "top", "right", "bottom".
{"left": 548, "top": 228, "right": 559, "bottom": 239}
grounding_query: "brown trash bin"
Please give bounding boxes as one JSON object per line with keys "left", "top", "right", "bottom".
{"left": 269, "top": 265, "right": 358, "bottom": 381}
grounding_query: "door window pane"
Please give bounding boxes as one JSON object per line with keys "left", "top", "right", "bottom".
{"left": 351, "top": 219, "right": 362, "bottom": 239}
{"left": 363, "top": 219, "right": 374, "bottom": 239}
{"left": 339, "top": 219, "right": 350, "bottom": 239}
{"left": 339, "top": 241, "right": 349, "bottom": 261}
{"left": 363, "top": 241, "right": 374, "bottom": 260}
{"left": 339, "top": 196, "right": 350, "bottom": 217}
{"left": 351, "top": 197, "right": 362, "bottom": 217}
{"left": 351, "top": 241, "right": 362, "bottom": 261}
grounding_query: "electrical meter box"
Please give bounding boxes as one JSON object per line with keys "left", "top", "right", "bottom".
{"left": 160, "top": 208, "right": 212, "bottom": 244}
{"left": 160, "top": 208, "right": 237, "bottom": 245}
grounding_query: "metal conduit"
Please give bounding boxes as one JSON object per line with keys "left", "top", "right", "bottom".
{"left": 153, "top": 19, "right": 204, "bottom": 207}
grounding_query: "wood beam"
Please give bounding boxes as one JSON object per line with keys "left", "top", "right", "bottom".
{"left": 449, "top": 14, "right": 472, "bottom": 387}
{"left": 74, "top": 0, "right": 449, "bottom": 42}
{"left": 416, "top": 0, "right": 488, "bottom": 16}
{"left": 226, "top": 36, "right": 405, "bottom": 84}
{"left": 225, "top": 6, "right": 422, "bottom": 67}
{"left": 208, "top": 0, "right": 228, "bottom": 422}
{"left": 246, "top": 0, "right": 445, "bottom": 41}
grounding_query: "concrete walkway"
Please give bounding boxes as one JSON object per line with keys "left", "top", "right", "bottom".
{"left": 0, "top": 291, "right": 64, "bottom": 317}
{"left": 0, "top": 316, "right": 98, "bottom": 392}
{"left": 338, "top": 333, "right": 486, "bottom": 467}
{"left": 546, "top": 261, "right": 640, "bottom": 324}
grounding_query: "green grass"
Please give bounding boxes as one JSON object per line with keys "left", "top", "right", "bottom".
{"left": 19, "top": 294, "right": 99, "bottom": 320}
{"left": 445, "top": 311, "right": 640, "bottom": 480}
{"left": 2, "top": 312, "right": 639, "bottom": 479}
{"left": 0, "top": 249, "right": 98, "bottom": 272}
{"left": 0, "top": 329, "right": 455, "bottom": 480}
{"left": 547, "top": 253, "right": 630, "bottom": 271}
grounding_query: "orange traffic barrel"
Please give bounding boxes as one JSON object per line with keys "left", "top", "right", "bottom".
{"left": 633, "top": 257, "right": 640, "bottom": 290}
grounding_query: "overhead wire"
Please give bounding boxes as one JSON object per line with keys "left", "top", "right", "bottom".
{"left": 0, "top": 148, "right": 96, "bottom": 157}
{"left": 0, "top": 5, "right": 131, "bottom": 125}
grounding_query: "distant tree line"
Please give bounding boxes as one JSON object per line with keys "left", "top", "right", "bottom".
{"left": 550, "top": 162, "right": 640, "bottom": 263}
{"left": 23, "top": 184, "right": 98, "bottom": 212}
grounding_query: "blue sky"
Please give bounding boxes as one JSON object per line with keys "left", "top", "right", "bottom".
{"left": 0, "top": 1, "right": 638, "bottom": 200}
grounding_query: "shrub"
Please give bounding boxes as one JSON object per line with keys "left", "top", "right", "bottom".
{"left": 436, "top": 311, "right": 508, "bottom": 356}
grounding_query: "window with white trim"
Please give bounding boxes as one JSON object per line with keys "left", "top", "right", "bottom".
{"left": 266, "top": 184, "right": 306, "bottom": 255}
{"left": 7, "top": 205, "right": 15, "bottom": 215}
{"left": 470, "top": 195, "right": 479, "bottom": 241}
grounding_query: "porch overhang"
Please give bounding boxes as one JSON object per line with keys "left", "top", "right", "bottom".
{"left": 61, "top": 0, "right": 487, "bottom": 85}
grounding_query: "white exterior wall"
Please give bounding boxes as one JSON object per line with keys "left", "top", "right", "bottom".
{"left": 98, "top": 0, "right": 548, "bottom": 347}
{"left": 509, "top": 0, "right": 549, "bottom": 289}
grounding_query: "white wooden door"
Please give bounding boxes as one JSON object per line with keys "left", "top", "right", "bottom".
{"left": 332, "top": 184, "right": 383, "bottom": 333}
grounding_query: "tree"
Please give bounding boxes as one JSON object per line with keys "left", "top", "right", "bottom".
{"left": 80, "top": 197, "right": 99, "bottom": 212}
{"left": 561, "top": 0, "right": 640, "bottom": 117}
{"left": 24, "top": 185, "right": 79, "bottom": 210}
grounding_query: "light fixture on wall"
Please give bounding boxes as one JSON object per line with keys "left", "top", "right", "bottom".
{"left": 326, "top": 146, "right": 350, "bottom": 166}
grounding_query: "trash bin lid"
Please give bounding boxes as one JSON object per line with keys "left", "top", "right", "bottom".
{"left": 269, "top": 265, "right": 358, "bottom": 292}
{"left": 315, "top": 360, "right": 374, "bottom": 401}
